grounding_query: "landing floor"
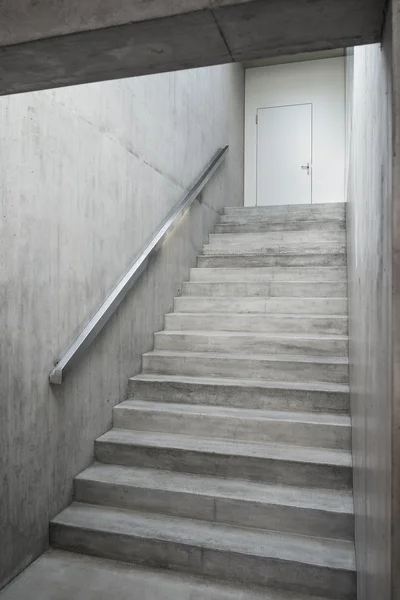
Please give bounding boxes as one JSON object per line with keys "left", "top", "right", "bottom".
{"left": 0, "top": 550, "right": 323, "bottom": 600}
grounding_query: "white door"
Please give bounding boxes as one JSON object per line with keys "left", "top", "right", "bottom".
{"left": 256, "top": 103, "right": 312, "bottom": 206}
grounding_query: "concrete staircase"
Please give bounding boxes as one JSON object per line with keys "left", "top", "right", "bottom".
{"left": 50, "top": 202, "right": 355, "bottom": 599}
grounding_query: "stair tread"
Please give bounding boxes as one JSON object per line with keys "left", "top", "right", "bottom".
{"left": 157, "top": 330, "right": 349, "bottom": 341}
{"left": 201, "top": 250, "right": 346, "bottom": 255}
{"left": 191, "top": 266, "right": 347, "bottom": 269}
{"left": 170, "top": 312, "right": 348, "bottom": 319}
{"left": 144, "top": 349, "right": 349, "bottom": 364}
{"left": 185, "top": 280, "right": 347, "bottom": 284}
{"left": 97, "top": 429, "right": 352, "bottom": 467}
{"left": 202, "top": 246, "right": 346, "bottom": 253}
{"left": 176, "top": 296, "right": 348, "bottom": 301}
{"left": 130, "top": 373, "right": 349, "bottom": 393}
{"left": 52, "top": 503, "right": 355, "bottom": 571}
{"left": 116, "top": 399, "right": 351, "bottom": 426}
{"left": 76, "top": 463, "right": 354, "bottom": 513}
{"left": 223, "top": 203, "right": 346, "bottom": 212}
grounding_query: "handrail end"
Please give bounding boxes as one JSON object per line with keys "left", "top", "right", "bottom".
{"left": 49, "top": 366, "right": 63, "bottom": 385}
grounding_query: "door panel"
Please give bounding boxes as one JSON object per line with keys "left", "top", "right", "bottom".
{"left": 256, "top": 104, "right": 312, "bottom": 206}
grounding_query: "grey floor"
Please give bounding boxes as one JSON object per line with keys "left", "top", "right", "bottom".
{"left": 0, "top": 550, "right": 324, "bottom": 600}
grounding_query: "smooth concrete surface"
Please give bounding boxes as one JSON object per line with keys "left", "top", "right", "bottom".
{"left": 174, "top": 296, "right": 349, "bottom": 314}
{"left": 142, "top": 350, "right": 349, "bottom": 383}
{"left": 49, "top": 504, "right": 355, "bottom": 597}
{"left": 0, "top": 65, "right": 244, "bottom": 589}
{"left": 182, "top": 281, "right": 348, "bottom": 296}
{"left": 74, "top": 463, "right": 354, "bottom": 539}
{"left": 0, "top": 0, "right": 385, "bottom": 96}
{"left": 0, "top": 550, "right": 329, "bottom": 600}
{"left": 130, "top": 373, "right": 350, "bottom": 412}
{"left": 197, "top": 253, "right": 347, "bottom": 267}
{"left": 94, "top": 428, "right": 353, "bottom": 490}
{"left": 112, "top": 400, "right": 351, "bottom": 448}
{"left": 153, "top": 329, "right": 349, "bottom": 355}
{"left": 189, "top": 266, "right": 348, "bottom": 279}
{"left": 165, "top": 313, "right": 349, "bottom": 334}
{"left": 345, "top": 13, "right": 394, "bottom": 600}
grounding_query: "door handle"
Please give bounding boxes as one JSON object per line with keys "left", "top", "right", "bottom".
{"left": 301, "top": 163, "right": 311, "bottom": 175}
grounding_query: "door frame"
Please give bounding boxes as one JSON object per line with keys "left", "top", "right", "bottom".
{"left": 255, "top": 102, "right": 314, "bottom": 206}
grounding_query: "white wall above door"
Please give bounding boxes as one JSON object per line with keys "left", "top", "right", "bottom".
{"left": 257, "top": 103, "right": 312, "bottom": 206}
{"left": 245, "top": 57, "right": 345, "bottom": 206}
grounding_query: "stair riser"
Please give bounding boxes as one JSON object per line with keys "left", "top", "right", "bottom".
{"left": 154, "top": 332, "right": 349, "bottom": 357}
{"left": 202, "top": 243, "right": 346, "bottom": 257}
{"left": 197, "top": 254, "right": 346, "bottom": 267}
{"left": 129, "top": 378, "right": 350, "bottom": 413}
{"left": 50, "top": 525, "right": 355, "bottom": 600}
{"left": 223, "top": 204, "right": 345, "bottom": 220}
{"left": 95, "top": 441, "right": 353, "bottom": 490}
{"left": 74, "top": 479, "right": 354, "bottom": 541}
{"left": 143, "top": 355, "right": 349, "bottom": 384}
{"left": 166, "top": 314, "right": 348, "bottom": 335}
{"left": 174, "top": 296, "right": 348, "bottom": 315}
{"left": 219, "top": 216, "right": 346, "bottom": 225}
{"left": 113, "top": 407, "right": 351, "bottom": 450}
{"left": 209, "top": 231, "right": 346, "bottom": 244}
{"left": 215, "top": 222, "right": 345, "bottom": 233}
{"left": 182, "top": 282, "right": 347, "bottom": 298}
{"left": 190, "top": 267, "right": 347, "bottom": 283}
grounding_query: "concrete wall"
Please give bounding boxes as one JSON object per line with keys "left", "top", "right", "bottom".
{"left": 0, "top": 64, "right": 244, "bottom": 590}
{"left": 346, "top": 12, "right": 394, "bottom": 600}
{"left": 244, "top": 58, "right": 346, "bottom": 206}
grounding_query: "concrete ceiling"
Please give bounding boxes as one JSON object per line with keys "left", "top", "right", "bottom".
{"left": 0, "top": 0, "right": 386, "bottom": 96}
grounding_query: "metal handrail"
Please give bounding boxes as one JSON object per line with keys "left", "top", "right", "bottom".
{"left": 49, "top": 145, "right": 229, "bottom": 384}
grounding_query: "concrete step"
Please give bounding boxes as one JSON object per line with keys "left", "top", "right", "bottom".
{"left": 142, "top": 350, "right": 349, "bottom": 384}
{"left": 0, "top": 550, "right": 336, "bottom": 600}
{"left": 215, "top": 220, "right": 346, "bottom": 234}
{"left": 113, "top": 400, "right": 351, "bottom": 449}
{"left": 154, "top": 330, "right": 348, "bottom": 357}
{"left": 50, "top": 504, "right": 355, "bottom": 599}
{"left": 174, "top": 296, "right": 348, "bottom": 315}
{"left": 209, "top": 230, "right": 346, "bottom": 244}
{"left": 182, "top": 281, "right": 347, "bottom": 298}
{"left": 190, "top": 266, "right": 347, "bottom": 283}
{"left": 95, "top": 429, "right": 352, "bottom": 490}
{"left": 197, "top": 253, "right": 346, "bottom": 268}
{"left": 75, "top": 463, "right": 354, "bottom": 540}
{"left": 202, "top": 242, "right": 346, "bottom": 257}
{"left": 222, "top": 203, "right": 346, "bottom": 221}
{"left": 166, "top": 313, "right": 348, "bottom": 335}
{"left": 129, "top": 374, "right": 350, "bottom": 413}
